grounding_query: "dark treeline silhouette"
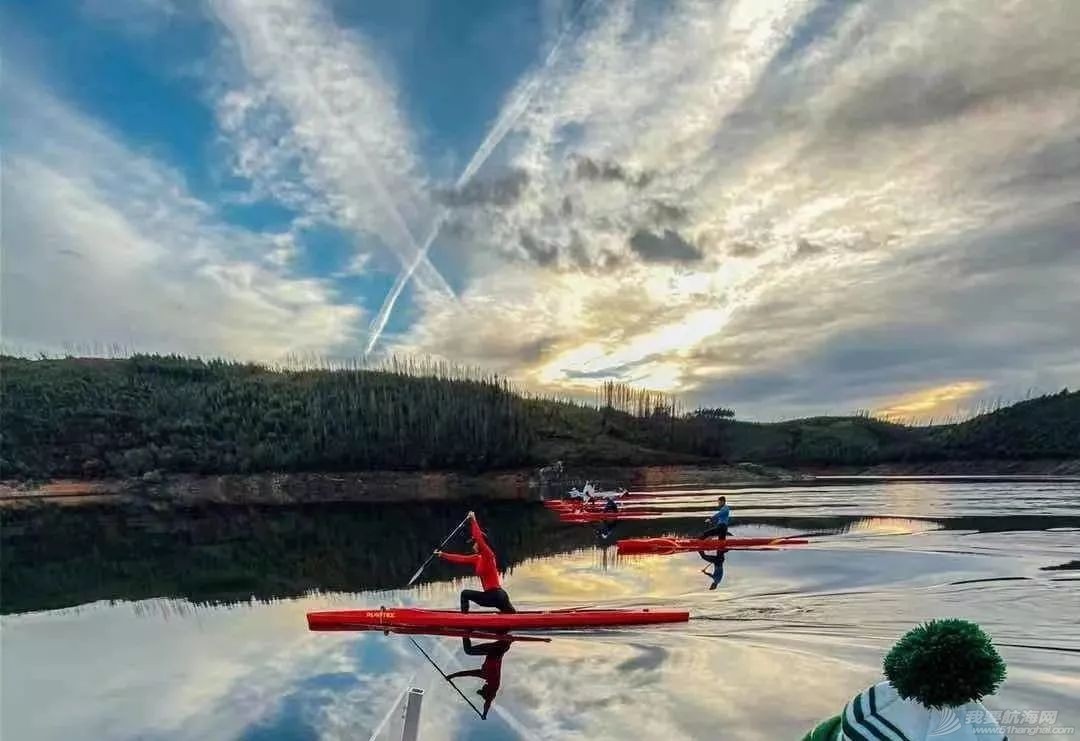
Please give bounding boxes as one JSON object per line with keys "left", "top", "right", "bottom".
{"left": 2, "top": 355, "right": 1077, "bottom": 480}
{"left": 2, "top": 354, "right": 532, "bottom": 478}
{"left": 6, "top": 501, "right": 1076, "bottom": 615}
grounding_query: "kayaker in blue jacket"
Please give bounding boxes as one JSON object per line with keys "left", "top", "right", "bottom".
{"left": 701, "top": 496, "right": 730, "bottom": 539}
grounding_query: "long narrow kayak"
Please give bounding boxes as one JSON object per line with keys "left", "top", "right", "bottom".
{"left": 307, "top": 607, "right": 689, "bottom": 631}
{"left": 617, "top": 536, "right": 808, "bottom": 554}
{"left": 558, "top": 511, "right": 665, "bottom": 523}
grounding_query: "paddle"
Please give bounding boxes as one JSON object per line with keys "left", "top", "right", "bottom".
{"left": 407, "top": 636, "right": 484, "bottom": 719}
{"left": 406, "top": 514, "right": 470, "bottom": 587}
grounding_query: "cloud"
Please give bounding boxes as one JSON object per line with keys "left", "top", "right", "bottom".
{"left": 729, "top": 242, "right": 762, "bottom": 258}
{"left": 0, "top": 76, "right": 360, "bottom": 360}
{"left": 793, "top": 237, "right": 824, "bottom": 259}
{"left": 572, "top": 155, "right": 652, "bottom": 187}
{"left": 398, "top": 0, "right": 1080, "bottom": 416}
{"left": 682, "top": 207, "right": 1080, "bottom": 417}
{"left": 208, "top": 0, "right": 451, "bottom": 297}
{"left": 876, "top": 380, "right": 989, "bottom": 421}
{"left": 628, "top": 229, "right": 703, "bottom": 263}
{"left": 436, "top": 169, "right": 530, "bottom": 207}
{"left": 6, "top": 0, "right": 1079, "bottom": 417}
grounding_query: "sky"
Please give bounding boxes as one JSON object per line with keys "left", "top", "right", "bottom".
{"left": 2, "top": 0, "right": 1078, "bottom": 421}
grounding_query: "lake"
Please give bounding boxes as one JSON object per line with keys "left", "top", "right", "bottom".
{"left": 2, "top": 479, "right": 1078, "bottom": 740}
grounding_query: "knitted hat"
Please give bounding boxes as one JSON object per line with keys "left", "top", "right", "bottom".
{"left": 802, "top": 619, "right": 1008, "bottom": 741}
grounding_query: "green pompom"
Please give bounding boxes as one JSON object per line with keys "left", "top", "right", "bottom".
{"left": 883, "top": 619, "right": 1006, "bottom": 709}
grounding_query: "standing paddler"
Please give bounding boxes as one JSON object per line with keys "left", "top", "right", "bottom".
{"left": 435, "top": 511, "right": 517, "bottom": 614}
{"left": 701, "top": 496, "right": 731, "bottom": 539}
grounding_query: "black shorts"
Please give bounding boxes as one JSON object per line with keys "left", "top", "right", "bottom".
{"left": 460, "top": 587, "right": 516, "bottom": 613}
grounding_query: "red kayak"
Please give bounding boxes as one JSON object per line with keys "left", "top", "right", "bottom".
{"left": 558, "top": 511, "right": 665, "bottom": 523}
{"left": 617, "top": 536, "right": 808, "bottom": 554}
{"left": 307, "top": 606, "right": 689, "bottom": 631}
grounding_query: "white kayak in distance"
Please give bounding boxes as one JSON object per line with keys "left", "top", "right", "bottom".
{"left": 568, "top": 482, "right": 629, "bottom": 501}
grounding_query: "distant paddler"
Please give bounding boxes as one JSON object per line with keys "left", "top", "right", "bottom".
{"left": 701, "top": 496, "right": 731, "bottom": 539}
{"left": 569, "top": 482, "right": 628, "bottom": 503}
{"left": 435, "top": 511, "right": 517, "bottom": 614}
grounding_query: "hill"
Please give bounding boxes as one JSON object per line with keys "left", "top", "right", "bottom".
{"left": 1, "top": 355, "right": 1076, "bottom": 480}
{"left": 930, "top": 389, "right": 1080, "bottom": 460}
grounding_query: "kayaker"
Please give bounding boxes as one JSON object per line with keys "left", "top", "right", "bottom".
{"left": 699, "top": 550, "right": 725, "bottom": 590}
{"left": 435, "top": 512, "right": 517, "bottom": 614}
{"left": 701, "top": 496, "right": 731, "bottom": 539}
{"left": 603, "top": 497, "right": 619, "bottom": 513}
{"left": 446, "top": 636, "right": 510, "bottom": 720}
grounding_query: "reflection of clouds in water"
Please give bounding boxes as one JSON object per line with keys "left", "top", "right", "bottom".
{"left": 3, "top": 598, "right": 326, "bottom": 739}
{"left": 0, "top": 597, "right": 471, "bottom": 741}
{"left": 5, "top": 483, "right": 1077, "bottom": 739}
{"left": 827, "top": 516, "right": 944, "bottom": 538}
{"left": 485, "top": 633, "right": 866, "bottom": 740}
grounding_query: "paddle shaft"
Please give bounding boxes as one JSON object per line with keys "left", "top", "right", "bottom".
{"left": 407, "top": 636, "right": 483, "bottom": 719}
{"left": 407, "top": 515, "right": 470, "bottom": 587}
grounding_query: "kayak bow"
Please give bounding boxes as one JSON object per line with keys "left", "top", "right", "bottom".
{"left": 307, "top": 606, "right": 689, "bottom": 631}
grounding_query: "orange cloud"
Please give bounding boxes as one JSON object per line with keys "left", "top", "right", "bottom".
{"left": 876, "top": 380, "right": 988, "bottom": 421}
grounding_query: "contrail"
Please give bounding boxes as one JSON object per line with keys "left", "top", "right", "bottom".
{"left": 211, "top": 0, "right": 453, "bottom": 298}
{"left": 364, "top": 0, "right": 595, "bottom": 354}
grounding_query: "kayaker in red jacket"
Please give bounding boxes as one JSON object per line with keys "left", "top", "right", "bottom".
{"left": 436, "top": 512, "right": 517, "bottom": 613}
{"left": 446, "top": 636, "right": 510, "bottom": 719}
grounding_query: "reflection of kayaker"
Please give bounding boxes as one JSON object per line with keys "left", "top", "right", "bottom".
{"left": 698, "top": 550, "right": 725, "bottom": 590}
{"left": 436, "top": 512, "right": 516, "bottom": 614}
{"left": 446, "top": 636, "right": 511, "bottom": 720}
{"left": 701, "top": 496, "right": 731, "bottom": 539}
{"left": 593, "top": 499, "right": 620, "bottom": 540}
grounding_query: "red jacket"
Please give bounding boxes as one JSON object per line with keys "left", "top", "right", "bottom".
{"left": 438, "top": 518, "right": 501, "bottom": 590}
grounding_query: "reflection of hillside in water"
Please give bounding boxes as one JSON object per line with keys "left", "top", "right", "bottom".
{"left": 4, "top": 492, "right": 1079, "bottom": 614}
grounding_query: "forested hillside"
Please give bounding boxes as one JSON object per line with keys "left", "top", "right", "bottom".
{"left": 1, "top": 355, "right": 1076, "bottom": 479}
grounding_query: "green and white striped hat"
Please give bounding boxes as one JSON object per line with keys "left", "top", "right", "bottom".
{"left": 804, "top": 619, "right": 1008, "bottom": 741}
{"left": 837, "top": 681, "right": 1005, "bottom": 741}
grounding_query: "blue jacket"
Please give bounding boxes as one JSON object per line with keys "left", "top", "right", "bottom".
{"left": 708, "top": 505, "right": 731, "bottom": 526}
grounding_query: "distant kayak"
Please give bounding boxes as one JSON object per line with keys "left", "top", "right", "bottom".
{"left": 558, "top": 510, "right": 665, "bottom": 523}
{"left": 307, "top": 607, "right": 689, "bottom": 631}
{"left": 617, "top": 536, "right": 809, "bottom": 554}
{"left": 568, "top": 483, "right": 628, "bottom": 500}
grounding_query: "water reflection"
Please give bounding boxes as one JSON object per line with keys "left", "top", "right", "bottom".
{"left": 2, "top": 481, "right": 1079, "bottom": 740}
{"left": 445, "top": 636, "right": 510, "bottom": 719}
{"left": 698, "top": 551, "right": 726, "bottom": 590}
{"left": 5, "top": 481, "right": 1080, "bottom": 614}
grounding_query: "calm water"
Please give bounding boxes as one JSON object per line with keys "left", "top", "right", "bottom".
{"left": 2, "top": 479, "right": 1078, "bottom": 740}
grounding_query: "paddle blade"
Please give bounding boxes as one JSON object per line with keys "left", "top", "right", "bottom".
{"left": 406, "top": 559, "right": 431, "bottom": 588}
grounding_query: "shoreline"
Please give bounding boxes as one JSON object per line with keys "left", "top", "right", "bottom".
{"left": 2, "top": 459, "right": 1078, "bottom": 509}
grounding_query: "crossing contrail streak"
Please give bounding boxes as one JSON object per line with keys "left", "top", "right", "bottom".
{"left": 211, "top": 0, "right": 453, "bottom": 298}
{"left": 365, "top": 0, "right": 595, "bottom": 354}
